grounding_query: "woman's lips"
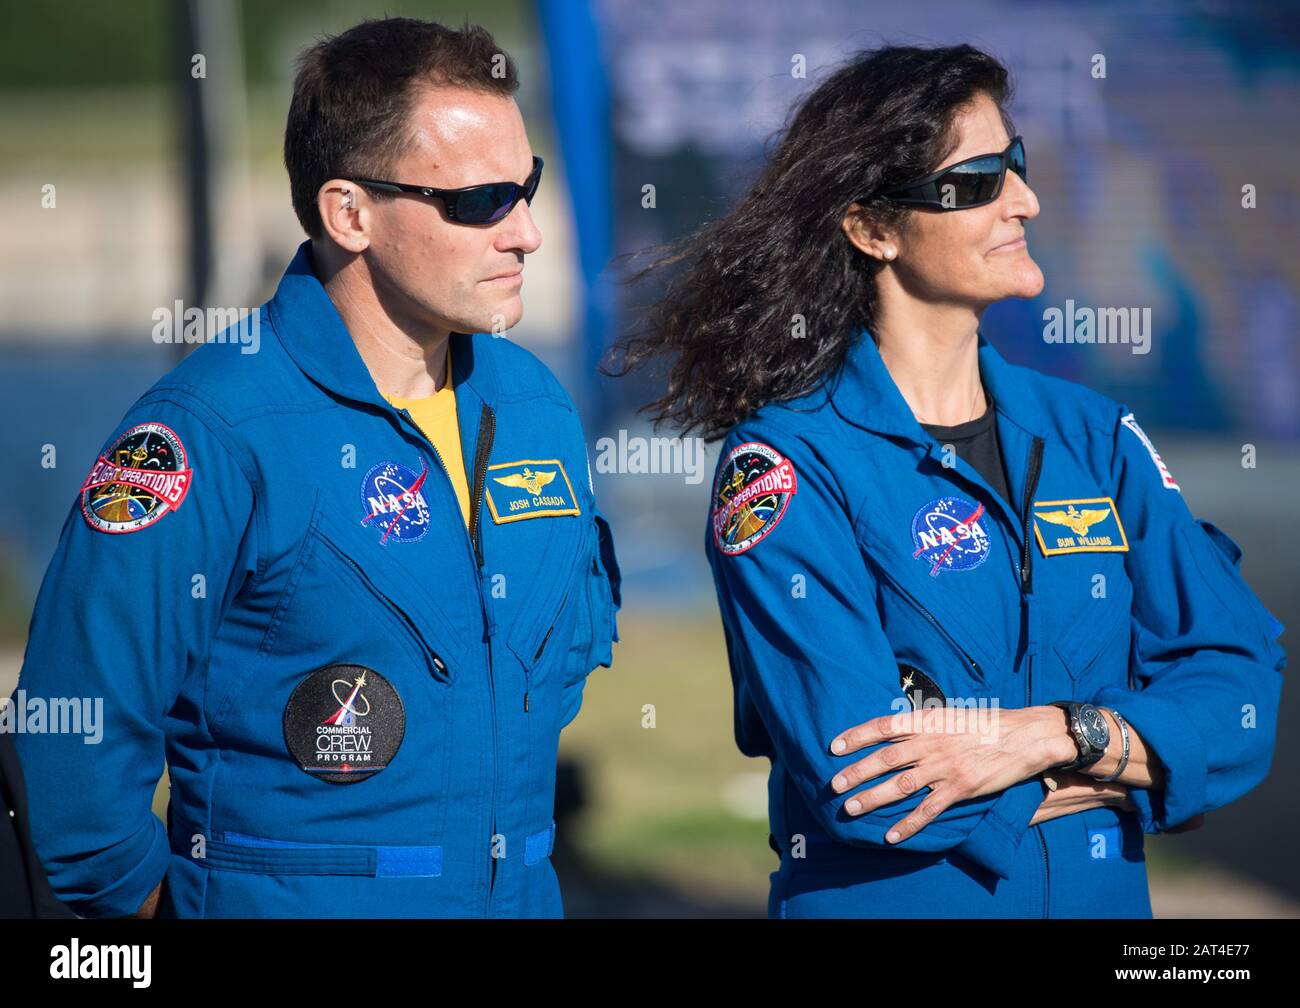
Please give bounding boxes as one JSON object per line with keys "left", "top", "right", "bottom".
{"left": 989, "top": 236, "right": 1026, "bottom": 253}
{"left": 482, "top": 271, "right": 523, "bottom": 285}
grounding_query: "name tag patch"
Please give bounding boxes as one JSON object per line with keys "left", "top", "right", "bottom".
{"left": 1032, "top": 497, "right": 1129, "bottom": 555}
{"left": 485, "top": 459, "right": 580, "bottom": 523}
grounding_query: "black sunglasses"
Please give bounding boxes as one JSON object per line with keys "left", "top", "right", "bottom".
{"left": 878, "top": 137, "right": 1025, "bottom": 210}
{"left": 348, "top": 155, "right": 544, "bottom": 225}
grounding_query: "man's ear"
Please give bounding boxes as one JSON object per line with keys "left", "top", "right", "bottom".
{"left": 841, "top": 202, "right": 899, "bottom": 263}
{"left": 318, "top": 178, "right": 370, "bottom": 254}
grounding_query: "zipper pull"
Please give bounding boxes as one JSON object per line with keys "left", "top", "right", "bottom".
{"left": 523, "top": 691, "right": 530, "bottom": 713}
{"left": 534, "top": 625, "right": 554, "bottom": 662}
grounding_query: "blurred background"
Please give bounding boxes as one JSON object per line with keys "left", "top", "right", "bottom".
{"left": 1, "top": 0, "right": 1298, "bottom": 916}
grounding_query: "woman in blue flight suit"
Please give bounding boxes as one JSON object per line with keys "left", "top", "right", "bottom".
{"left": 613, "top": 44, "right": 1285, "bottom": 917}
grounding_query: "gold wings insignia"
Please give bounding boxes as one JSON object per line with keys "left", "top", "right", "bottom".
{"left": 493, "top": 468, "right": 557, "bottom": 496}
{"left": 1034, "top": 507, "right": 1110, "bottom": 537}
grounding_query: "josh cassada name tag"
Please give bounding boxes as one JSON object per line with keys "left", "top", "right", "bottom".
{"left": 1031, "top": 497, "right": 1129, "bottom": 556}
{"left": 485, "top": 459, "right": 581, "bottom": 523}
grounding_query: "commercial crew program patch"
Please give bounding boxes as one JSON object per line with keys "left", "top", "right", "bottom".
{"left": 910, "top": 495, "right": 991, "bottom": 575}
{"left": 485, "top": 459, "right": 581, "bottom": 523}
{"left": 283, "top": 664, "right": 405, "bottom": 784}
{"left": 79, "top": 422, "right": 193, "bottom": 534}
{"left": 1032, "top": 497, "right": 1129, "bottom": 556}
{"left": 899, "top": 663, "right": 948, "bottom": 710}
{"left": 712, "top": 441, "right": 799, "bottom": 556}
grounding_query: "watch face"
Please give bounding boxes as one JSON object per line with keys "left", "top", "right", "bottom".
{"left": 1079, "top": 706, "right": 1109, "bottom": 749}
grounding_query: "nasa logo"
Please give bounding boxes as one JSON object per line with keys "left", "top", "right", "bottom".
{"left": 712, "top": 441, "right": 799, "bottom": 556}
{"left": 360, "top": 460, "right": 432, "bottom": 544}
{"left": 910, "top": 494, "right": 992, "bottom": 575}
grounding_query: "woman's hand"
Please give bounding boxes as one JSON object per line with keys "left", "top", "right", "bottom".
{"left": 829, "top": 704, "right": 1078, "bottom": 844}
{"left": 1030, "top": 770, "right": 1135, "bottom": 826}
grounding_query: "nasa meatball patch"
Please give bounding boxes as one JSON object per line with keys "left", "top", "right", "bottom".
{"left": 283, "top": 664, "right": 405, "bottom": 784}
{"left": 910, "top": 495, "right": 992, "bottom": 575}
{"left": 712, "top": 442, "right": 799, "bottom": 555}
{"left": 360, "top": 460, "right": 432, "bottom": 544}
{"left": 79, "top": 422, "right": 193, "bottom": 534}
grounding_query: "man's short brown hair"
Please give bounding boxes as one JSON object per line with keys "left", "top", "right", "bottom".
{"left": 284, "top": 17, "right": 519, "bottom": 239}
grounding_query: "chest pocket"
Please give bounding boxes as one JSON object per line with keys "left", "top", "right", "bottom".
{"left": 856, "top": 515, "right": 1011, "bottom": 698}
{"left": 1040, "top": 549, "right": 1134, "bottom": 685}
{"left": 208, "top": 493, "right": 470, "bottom": 808}
{"left": 498, "top": 506, "right": 599, "bottom": 690}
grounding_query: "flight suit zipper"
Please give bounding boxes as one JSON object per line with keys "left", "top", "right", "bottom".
{"left": 1019, "top": 437, "right": 1043, "bottom": 704}
{"left": 1017, "top": 435, "right": 1047, "bottom": 917}
{"left": 1020, "top": 437, "right": 1044, "bottom": 596}
{"left": 467, "top": 406, "right": 498, "bottom": 913}
{"left": 394, "top": 402, "right": 498, "bottom": 915}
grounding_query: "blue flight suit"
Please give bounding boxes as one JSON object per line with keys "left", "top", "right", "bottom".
{"left": 706, "top": 328, "right": 1285, "bottom": 918}
{"left": 12, "top": 241, "right": 621, "bottom": 918}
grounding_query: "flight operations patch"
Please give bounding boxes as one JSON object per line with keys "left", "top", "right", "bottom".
{"left": 712, "top": 442, "right": 799, "bottom": 556}
{"left": 79, "top": 422, "right": 193, "bottom": 534}
{"left": 1032, "top": 497, "right": 1129, "bottom": 556}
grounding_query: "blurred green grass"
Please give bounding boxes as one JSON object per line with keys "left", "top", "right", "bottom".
{"left": 558, "top": 612, "right": 776, "bottom": 906}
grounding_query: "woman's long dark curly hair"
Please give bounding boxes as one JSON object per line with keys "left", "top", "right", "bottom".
{"left": 606, "top": 44, "right": 1015, "bottom": 442}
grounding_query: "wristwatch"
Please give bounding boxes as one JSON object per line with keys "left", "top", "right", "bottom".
{"left": 1049, "top": 701, "right": 1110, "bottom": 772}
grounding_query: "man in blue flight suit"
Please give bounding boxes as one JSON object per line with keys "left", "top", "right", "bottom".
{"left": 707, "top": 327, "right": 1286, "bottom": 917}
{"left": 11, "top": 18, "right": 619, "bottom": 918}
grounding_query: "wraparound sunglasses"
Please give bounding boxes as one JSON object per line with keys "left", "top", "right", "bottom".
{"left": 348, "top": 155, "right": 544, "bottom": 225}
{"left": 878, "top": 136, "right": 1025, "bottom": 210}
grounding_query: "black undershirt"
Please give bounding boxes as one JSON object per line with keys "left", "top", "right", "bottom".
{"left": 919, "top": 391, "right": 1013, "bottom": 510}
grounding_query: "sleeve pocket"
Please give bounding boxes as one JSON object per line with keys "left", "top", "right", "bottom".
{"left": 1183, "top": 518, "right": 1282, "bottom": 645}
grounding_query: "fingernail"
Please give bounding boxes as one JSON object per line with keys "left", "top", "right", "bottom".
{"left": 886, "top": 830, "right": 901, "bottom": 843}
{"left": 846, "top": 798, "right": 861, "bottom": 814}
{"left": 831, "top": 738, "right": 846, "bottom": 754}
{"left": 832, "top": 775, "right": 847, "bottom": 791}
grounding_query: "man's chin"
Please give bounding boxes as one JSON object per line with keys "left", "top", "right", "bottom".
{"left": 463, "top": 299, "right": 523, "bottom": 337}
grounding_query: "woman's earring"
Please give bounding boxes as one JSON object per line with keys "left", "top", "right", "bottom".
{"left": 883, "top": 247, "right": 897, "bottom": 261}
{"left": 343, "top": 191, "right": 354, "bottom": 209}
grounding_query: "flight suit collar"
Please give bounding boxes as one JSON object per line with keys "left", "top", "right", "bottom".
{"left": 828, "top": 325, "right": 1048, "bottom": 552}
{"left": 268, "top": 240, "right": 501, "bottom": 411}
{"left": 829, "top": 326, "right": 1048, "bottom": 443}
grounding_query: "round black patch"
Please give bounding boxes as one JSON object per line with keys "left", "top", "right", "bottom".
{"left": 898, "top": 663, "right": 947, "bottom": 710}
{"left": 283, "top": 664, "right": 405, "bottom": 784}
